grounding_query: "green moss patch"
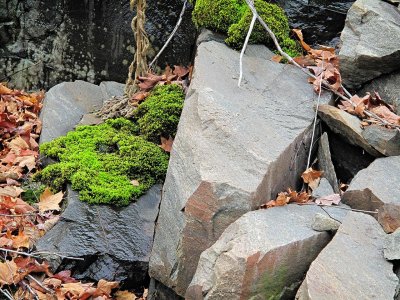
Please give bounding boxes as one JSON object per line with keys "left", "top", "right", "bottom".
{"left": 192, "top": 0, "right": 301, "bottom": 56}
{"left": 35, "top": 84, "right": 185, "bottom": 206}
{"left": 134, "top": 84, "right": 185, "bottom": 143}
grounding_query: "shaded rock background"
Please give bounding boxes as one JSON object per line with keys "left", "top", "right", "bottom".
{"left": 0, "top": 0, "right": 357, "bottom": 91}
{"left": 0, "top": 0, "right": 197, "bottom": 90}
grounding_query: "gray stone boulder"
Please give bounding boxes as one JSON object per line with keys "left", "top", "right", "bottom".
{"left": 317, "top": 133, "right": 339, "bottom": 193}
{"left": 358, "top": 70, "right": 400, "bottom": 115}
{"left": 339, "top": 0, "right": 400, "bottom": 89}
{"left": 384, "top": 228, "right": 400, "bottom": 260}
{"left": 312, "top": 178, "right": 334, "bottom": 199}
{"left": 342, "top": 156, "right": 400, "bottom": 233}
{"left": 362, "top": 125, "right": 400, "bottom": 156}
{"left": 296, "top": 212, "right": 398, "bottom": 299}
{"left": 39, "top": 80, "right": 124, "bottom": 144}
{"left": 186, "top": 205, "right": 347, "bottom": 300}
{"left": 149, "top": 39, "right": 331, "bottom": 297}
{"left": 37, "top": 185, "right": 162, "bottom": 288}
{"left": 318, "top": 104, "right": 381, "bottom": 157}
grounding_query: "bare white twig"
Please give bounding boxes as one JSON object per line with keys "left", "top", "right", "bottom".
{"left": 148, "top": 0, "right": 188, "bottom": 68}
{"left": 0, "top": 248, "right": 84, "bottom": 261}
{"left": 27, "top": 275, "right": 54, "bottom": 295}
{"left": 0, "top": 288, "right": 13, "bottom": 300}
{"left": 238, "top": 12, "right": 257, "bottom": 87}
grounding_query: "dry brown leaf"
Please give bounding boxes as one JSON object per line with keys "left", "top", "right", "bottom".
{"left": 160, "top": 136, "right": 174, "bottom": 153}
{"left": 38, "top": 188, "right": 63, "bottom": 213}
{"left": 93, "top": 279, "right": 119, "bottom": 297}
{"left": 301, "top": 168, "right": 323, "bottom": 190}
{"left": 271, "top": 55, "right": 283, "bottom": 63}
{"left": 130, "top": 180, "right": 140, "bottom": 187}
{"left": 292, "top": 28, "right": 311, "bottom": 51}
{"left": 11, "top": 230, "right": 30, "bottom": 249}
{"left": 115, "top": 290, "right": 138, "bottom": 300}
{"left": 0, "top": 260, "right": 19, "bottom": 286}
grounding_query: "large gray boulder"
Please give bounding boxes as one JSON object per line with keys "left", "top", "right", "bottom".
{"left": 342, "top": 156, "right": 400, "bottom": 233}
{"left": 149, "top": 39, "right": 330, "bottom": 297}
{"left": 186, "top": 205, "right": 346, "bottom": 300}
{"left": 296, "top": 212, "right": 398, "bottom": 300}
{"left": 37, "top": 185, "right": 162, "bottom": 288}
{"left": 339, "top": 0, "right": 400, "bottom": 88}
{"left": 39, "top": 80, "right": 124, "bottom": 144}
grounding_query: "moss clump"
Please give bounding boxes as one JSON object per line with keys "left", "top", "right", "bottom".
{"left": 134, "top": 84, "right": 185, "bottom": 143}
{"left": 35, "top": 118, "right": 169, "bottom": 206}
{"left": 192, "top": 0, "right": 301, "bottom": 56}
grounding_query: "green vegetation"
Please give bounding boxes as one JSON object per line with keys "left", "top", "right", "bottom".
{"left": 192, "top": 0, "right": 301, "bottom": 56}
{"left": 21, "top": 182, "right": 46, "bottom": 205}
{"left": 134, "top": 84, "right": 185, "bottom": 143}
{"left": 35, "top": 84, "right": 185, "bottom": 206}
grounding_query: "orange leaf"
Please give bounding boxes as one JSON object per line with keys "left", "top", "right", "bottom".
{"left": 160, "top": 136, "right": 174, "bottom": 153}
{"left": 292, "top": 29, "right": 311, "bottom": 51}
{"left": 37, "top": 188, "right": 63, "bottom": 213}
{"left": 301, "top": 168, "right": 323, "bottom": 190}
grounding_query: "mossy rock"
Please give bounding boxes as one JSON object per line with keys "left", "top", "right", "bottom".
{"left": 192, "top": 0, "right": 301, "bottom": 56}
{"left": 134, "top": 84, "right": 185, "bottom": 143}
{"left": 35, "top": 118, "right": 169, "bottom": 206}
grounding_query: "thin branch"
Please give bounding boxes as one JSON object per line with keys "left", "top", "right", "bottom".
{"left": 0, "top": 288, "right": 14, "bottom": 300}
{"left": 243, "top": 0, "right": 400, "bottom": 130}
{"left": 0, "top": 248, "right": 85, "bottom": 261}
{"left": 27, "top": 275, "right": 54, "bottom": 295}
{"left": 0, "top": 213, "right": 38, "bottom": 217}
{"left": 299, "top": 203, "right": 378, "bottom": 214}
{"left": 148, "top": 0, "right": 188, "bottom": 68}
{"left": 238, "top": 12, "right": 257, "bottom": 87}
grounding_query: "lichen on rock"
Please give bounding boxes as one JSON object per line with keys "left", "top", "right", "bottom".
{"left": 192, "top": 0, "right": 300, "bottom": 56}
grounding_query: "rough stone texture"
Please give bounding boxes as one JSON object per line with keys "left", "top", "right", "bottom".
{"left": 0, "top": 0, "right": 196, "bottom": 90}
{"left": 186, "top": 205, "right": 347, "bottom": 300}
{"left": 312, "top": 213, "right": 341, "bottom": 232}
{"left": 358, "top": 70, "right": 400, "bottom": 115}
{"left": 296, "top": 212, "right": 398, "bottom": 300}
{"left": 39, "top": 80, "right": 123, "bottom": 144}
{"left": 384, "top": 228, "right": 400, "bottom": 260}
{"left": 362, "top": 125, "right": 400, "bottom": 156}
{"left": 339, "top": 0, "right": 400, "bottom": 88}
{"left": 342, "top": 156, "right": 400, "bottom": 233}
{"left": 327, "top": 131, "right": 375, "bottom": 183}
{"left": 312, "top": 178, "right": 334, "bottom": 199}
{"left": 318, "top": 104, "right": 381, "bottom": 157}
{"left": 149, "top": 40, "right": 330, "bottom": 297}
{"left": 37, "top": 185, "right": 162, "bottom": 288}
{"left": 317, "top": 132, "right": 339, "bottom": 193}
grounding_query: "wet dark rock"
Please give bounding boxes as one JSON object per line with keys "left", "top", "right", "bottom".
{"left": 327, "top": 131, "right": 375, "bottom": 183}
{"left": 272, "top": 0, "right": 355, "bottom": 46}
{"left": 36, "top": 185, "right": 162, "bottom": 288}
{"left": 0, "top": 0, "right": 196, "bottom": 90}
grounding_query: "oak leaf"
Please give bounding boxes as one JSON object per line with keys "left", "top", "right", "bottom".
{"left": 38, "top": 188, "right": 63, "bottom": 213}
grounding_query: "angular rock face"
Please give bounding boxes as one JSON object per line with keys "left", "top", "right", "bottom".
{"left": 317, "top": 133, "right": 339, "bottom": 193}
{"left": 339, "top": 0, "right": 400, "bottom": 88}
{"left": 318, "top": 104, "right": 381, "bottom": 157}
{"left": 296, "top": 212, "right": 398, "bottom": 299}
{"left": 37, "top": 185, "right": 162, "bottom": 288}
{"left": 342, "top": 156, "right": 400, "bottom": 233}
{"left": 0, "top": 0, "right": 196, "bottom": 90}
{"left": 149, "top": 40, "right": 330, "bottom": 296}
{"left": 186, "top": 205, "right": 345, "bottom": 300}
{"left": 362, "top": 125, "right": 400, "bottom": 156}
{"left": 358, "top": 70, "right": 400, "bottom": 115}
{"left": 39, "top": 80, "right": 124, "bottom": 144}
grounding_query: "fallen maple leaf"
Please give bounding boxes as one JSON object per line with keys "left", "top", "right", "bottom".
{"left": 37, "top": 188, "right": 63, "bottom": 213}
{"left": 116, "top": 290, "right": 138, "bottom": 300}
{"left": 52, "top": 270, "right": 78, "bottom": 283}
{"left": 160, "top": 136, "right": 174, "bottom": 153}
{"left": 0, "top": 260, "right": 19, "bottom": 286}
{"left": 301, "top": 168, "right": 323, "bottom": 190}
{"left": 93, "top": 279, "right": 119, "bottom": 297}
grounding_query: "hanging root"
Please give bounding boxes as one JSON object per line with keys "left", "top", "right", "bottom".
{"left": 125, "top": 0, "right": 150, "bottom": 98}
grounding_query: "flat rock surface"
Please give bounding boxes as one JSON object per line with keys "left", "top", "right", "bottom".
{"left": 318, "top": 104, "right": 381, "bottom": 157}
{"left": 362, "top": 125, "right": 400, "bottom": 156}
{"left": 39, "top": 80, "right": 123, "bottom": 144}
{"left": 342, "top": 156, "right": 400, "bottom": 232}
{"left": 186, "top": 205, "right": 346, "bottom": 300}
{"left": 339, "top": 0, "right": 400, "bottom": 88}
{"left": 37, "top": 185, "right": 162, "bottom": 287}
{"left": 296, "top": 212, "right": 398, "bottom": 300}
{"left": 149, "top": 39, "right": 331, "bottom": 296}
{"left": 384, "top": 228, "right": 400, "bottom": 260}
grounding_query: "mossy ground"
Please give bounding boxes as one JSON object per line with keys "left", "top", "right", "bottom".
{"left": 192, "top": 0, "right": 301, "bottom": 56}
{"left": 35, "top": 84, "right": 185, "bottom": 206}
